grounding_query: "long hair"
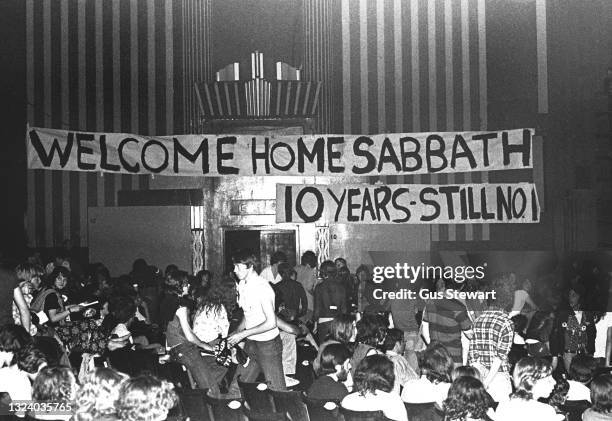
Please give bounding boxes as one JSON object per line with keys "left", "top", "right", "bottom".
{"left": 444, "top": 376, "right": 494, "bottom": 421}
{"left": 163, "top": 270, "right": 189, "bottom": 296}
{"left": 353, "top": 354, "right": 395, "bottom": 395}
{"left": 74, "top": 368, "right": 126, "bottom": 421}
{"left": 32, "top": 366, "right": 77, "bottom": 404}
{"left": 15, "top": 263, "right": 44, "bottom": 282}
{"left": 420, "top": 342, "right": 453, "bottom": 384}
{"left": 116, "top": 374, "right": 177, "bottom": 421}
{"left": 0, "top": 324, "right": 33, "bottom": 366}
{"left": 328, "top": 314, "right": 356, "bottom": 344}
{"left": 511, "top": 357, "right": 552, "bottom": 400}
{"left": 590, "top": 374, "right": 612, "bottom": 414}
{"left": 47, "top": 266, "right": 71, "bottom": 289}
{"left": 356, "top": 313, "right": 386, "bottom": 347}
{"left": 319, "top": 343, "right": 352, "bottom": 375}
{"left": 195, "top": 278, "right": 237, "bottom": 320}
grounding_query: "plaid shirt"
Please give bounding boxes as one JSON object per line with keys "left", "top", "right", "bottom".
{"left": 468, "top": 310, "right": 514, "bottom": 373}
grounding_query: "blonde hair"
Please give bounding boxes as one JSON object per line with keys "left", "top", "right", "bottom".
{"left": 116, "top": 374, "right": 177, "bottom": 421}
{"left": 74, "top": 368, "right": 125, "bottom": 421}
{"left": 511, "top": 357, "right": 552, "bottom": 400}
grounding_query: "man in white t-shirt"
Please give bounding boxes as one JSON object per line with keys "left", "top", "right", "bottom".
{"left": 227, "top": 249, "right": 286, "bottom": 396}
{"left": 259, "top": 251, "right": 287, "bottom": 285}
{"left": 594, "top": 312, "right": 612, "bottom": 366}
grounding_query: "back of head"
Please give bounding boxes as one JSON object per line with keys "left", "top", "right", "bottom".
{"left": 353, "top": 354, "right": 395, "bottom": 395}
{"left": 301, "top": 251, "right": 317, "bottom": 268}
{"left": 0, "top": 324, "right": 33, "bottom": 365}
{"left": 569, "top": 355, "right": 597, "bottom": 384}
{"left": 277, "top": 262, "right": 293, "bottom": 281}
{"left": 15, "top": 262, "right": 44, "bottom": 282}
{"left": 382, "top": 328, "right": 404, "bottom": 353}
{"left": 116, "top": 374, "right": 177, "bottom": 421}
{"left": 420, "top": 342, "right": 453, "bottom": 384}
{"left": 590, "top": 374, "right": 612, "bottom": 414}
{"left": 75, "top": 367, "right": 125, "bottom": 421}
{"left": 32, "top": 366, "right": 77, "bottom": 403}
{"left": 356, "top": 313, "right": 386, "bottom": 347}
{"left": 110, "top": 295, "right": 137, "bottom": 324}
{"left": 16, "top": 345, "right": 47, "bottom": 375}
{"left": 320, "top": 343, "right": 352, "bottom": 375}
{"left": 329, "top": 314, "right": 356, "bottom": 343}
{"left": 319, "top": 260, "right": 337, "bottom": 280}
{"left": 444, "top": 376, "right": 494, "bottom": 420}
{"left": 511, "top": 357, "right": 552, "bottom": 400}
{"left": 487, "top": 272, "right": 516, "bottom": 310}
{"left": 163, "top": 270, "right": 189, "bottom": 295}
{"left": 270, "top": 251, "right": 288, "bottom": 266}
{"left": 451, "top": 365, "right": 482, "bottom": 382}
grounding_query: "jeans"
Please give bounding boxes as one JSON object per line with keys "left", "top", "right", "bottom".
{"left": 228, "top": 335, "right": 286, "bottom": 396}
{"left": 170, "top": 342, "right": 227, "bottom": 394}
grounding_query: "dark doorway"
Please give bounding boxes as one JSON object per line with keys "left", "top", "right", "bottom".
{"left": 223, "top": 228, "right": 297, "bottom": 275}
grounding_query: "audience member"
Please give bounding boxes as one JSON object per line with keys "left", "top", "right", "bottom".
{"left": 444, "top": 376, "right": 495, "bottom": 421}
{"left": 0, "top": 324, "right": 33, "bottom": 404}
{"left": 566, "top": 354, "right": 597, "bottom": 401}
{"left": 401, "top": 341, "right": 453, "bottom": 407}
{"left": 16, "top": 344, "right": 47, "bottom": 382}
{"left": 313, "top": 260, "right": 348, "bottom": 342}
{"left": 260, "top": 251, "right": 287, "bottom": 285}
{"left": 274, "top": 262, "right": 308, "bottom": 320}
{"left": 14, "top": 263, "right": 43, "bottom": 335}
{"left": 452, "top": 365, "right": 482, "bottom": 381}
{"left": 115, "top": 374, "right": 177, "bottom": 421}
{"left": 350, "top": 313, "right": 384, "bottom": 377}
{"left": 293, "top": 251, "right": 318, "bottom": 322}
{"left": 313, "top": 313, "right": 356, "bottom": 374}
{"left": 383, "top": 328, "right": 418, "bottom": 394}
{"left": 74, "top": 368, "right": 126, "bottom": 421}
{"left": 1, "top": 267, "right": 31, "bottom": 332}
{"left": 495, "top": 357, "right": 563, "bottom": 421}
{"left": 308, "top": 343, "right": 352, "bottom": 401}
{"left": 582, "top": 374, "right": 612, "bottom": 421}
{"left": 341, "top": 354, "right": 408, "bottom": 421}
{"left": 30, "top": 366, "right": 78, "bottom": 421}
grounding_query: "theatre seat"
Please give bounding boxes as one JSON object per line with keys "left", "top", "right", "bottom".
{"left": 340, "top": 407, "right": 393, "bottom": 421}
{"left": 302, "top": 394, "right": 341, "bottom": 421}
{"left": 270, "top": 390, "right": 310, "bottom": 421}
{"left": 237, "top": 378, "right": 275, "bottom": 412}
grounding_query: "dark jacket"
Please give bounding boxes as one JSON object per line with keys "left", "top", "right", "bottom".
{"left": 550, "top": 308, "right": 596, "bottom": 356}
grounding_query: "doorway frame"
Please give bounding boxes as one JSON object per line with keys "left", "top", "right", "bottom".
{"left": 220, "top": 224, "right": 301, "bottom": 272}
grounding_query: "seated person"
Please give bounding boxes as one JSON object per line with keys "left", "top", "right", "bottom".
{"left": 29, "top": 366, "right": 78, "bottom": 421}
{"left": 0, "top": 324, "right": 33, "bottom": 409}
{"left": 401, "top": 341, "right": 453, "bottom": 407}
{"left": 308, "top": 343, "right": 352, "bottom": 401}
{"left": 383, "top": 328, "right": 418, "bottom": 394}
{"left": 444, "top": 376, "right": 495, "bottom": 421}
{"left": 341, "top": 355, "right": 408, "bottom": 421}
{"left": 495, "top": 357, "right": 564, "bottom": 421}
{"left": 115, "top": 374, "right": 178, "bottom": 421}
{"left": 16, "top": 345, "right": 48, "bottom": 382}
{"left": 452, "top": 365, "right": 482, "bottom": 382}
{"left": 582, "top": 374, "right": 612, "bottom": 421}
{"left": 566, "top": 354, "right": 597, "bottom": 402}
{"left": 74, "top": 367, "right": 126, "bottom": 421}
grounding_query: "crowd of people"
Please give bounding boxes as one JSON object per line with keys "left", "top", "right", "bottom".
{"left": 0, "top": 248, "right": 611, "bottom": 421}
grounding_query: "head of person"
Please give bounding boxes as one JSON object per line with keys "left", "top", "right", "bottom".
{"left": 232, "top": 249, "right": 258, "bottom": 281}
{"left": 32, "top": 366, "right": 78, "bottom": 404}
{"left": 196, "top": 270, "right": 213, "bottom": 288}
{"left": 590, "top": 374, "right": 612, "bottom": 415}
{"left": 329, "top": 314, "right": 357, "bottom": 343}
{"left": 356, "top": 265, "right": 371, "bottom": 283}
{"left": 444, "top": 376, "right": 494, "bottom": 421}
{"left": 319, "top": 260, "right": 337, "bottom": 281}
{"left": 319, "top": 343, "right": 352, "bottom": 381}
{"left": 270, "top": 251, "right": 287, "bottom": 267}
{"left": 338, "top": 266, "right": 351, "bottom": 282}
{"left": 74, "top": 368, "right": 126, "bottom": 421}
{"left": 353, "top": 354, "right": 395, "bottom": 396}
{"left": 525, "top": 311, "right": 555, "bottom": 342}
{"left": 110, "top": 295, "right": 137, "bottom": 325}
{"left": 487, "top": 272, "right": 516, "bottom": 311}
{"left": 420, "top": 342, "right": 453, "bottom": 384}
{"left": 382, "top": 328, "right": 405, "bottom": 355}
{"left": 115, "top": 374, "right": 177, "bottom": 421}
{"left": 568, "top": 284, "right": 585, "bottom": 310}
{"left": 356, "top": 313, "right": 386, "bottom": 348}
{"left": 163, "top": 270, "right": 190, "bottom": 297}
{"left": 334, "top": 257, "right": 347, "bottom": 270}
{"left": 0, "top": 324, "right": 33, "bottom": 367}
{"left": 451, "top": 365, "right": 482, "bottom": 382}
{"left": 48, "top": 266, "right": 71, "bottom": 291}
{"left": 15, "top": 262, "right": 44, "bottom": 290}
{"left": 522, "top": 277, "right": 533, "bottom": 292}
{"left": 511, "top": 357, "right": 555, "bottom": 400}
{"left": 164, "top": 264, "right": 179, "bottom": 279}
{"left": 511, "top": 314, "right": 528, "bottom": 335}
{"left": 301, "top": 251, "right": 317, "bottom": 268}
{"left": 547, "top": 376, "right": 570, "bottom": 412}
{"left": 196, "top": 278, "right": 237, "bottom": 317}
{"left": 16, "top": 345, "right": 48, "bottom": 381}
{"left": 278, "top": 262, "right": 293, "bottom": 282}
{"left": 569, "top": 355, "right": 597, "bottom": 384}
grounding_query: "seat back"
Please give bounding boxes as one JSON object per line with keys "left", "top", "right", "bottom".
{"left": 203, "top": 394, "right": 246, "bottom": 421}
{"left": 404, "top": 402, "right": 444, "bottom": 421}
{"left": 561, "top": 400, "right": 591, "bottom": 421}
{"left": 237, "top": 379, "right": 275, "bottom": 412}
{"left": 175, "top": 388, "right": 212, "bottom": 421}
{"left": 339, "top": 407, "right": 390, "bottom": 421}
{"left": 270, "top": 390, "right": 310, "bottom": 421}
{"left": 243, "top": 408, "right": 291, "bottom": 421}
{"left": 302, "top": 394, "right": 341, "bottom": 421}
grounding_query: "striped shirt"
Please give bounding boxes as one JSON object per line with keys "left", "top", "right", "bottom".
{"left": 424, "top": 299, "right": 472, "bottom": 363}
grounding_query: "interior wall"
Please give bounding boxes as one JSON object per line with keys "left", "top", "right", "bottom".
{"left": 88, "top": 206, "right": 191, "bottom": 276}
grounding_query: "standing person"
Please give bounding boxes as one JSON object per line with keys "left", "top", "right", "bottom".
{"left": 468, "top": 273, "right": 515, "bottom": 402}
{"left": 313, "top": 260, "right": 348, "bottom": 342}
{"left": 227, "top": 249, "right": 286, "bottom": 395}
{"left": 260, "top": 251, "right": 287, "bottom": 285}
{"left": 550, "top": 284, "right": 596, "bottom": 373}
{"left": 0, "top": 266, "right": 31, "bottom": 332}
{"left": 509, "top": 277, "right": 537, "bottom": 319}
{"left": 273, "top": 262, "right": 308, "bottom": 321}
{"left": 594, "top": 310, "right": 612, "bottom": 367}
{"left": 421, "top": 278, "right": 473, "bottom": 366}
{"left": 30, "top": 266, "right": 82, "bottom": 327}
{"left": 294, "top": 251, "right": 318, "bottom": 323}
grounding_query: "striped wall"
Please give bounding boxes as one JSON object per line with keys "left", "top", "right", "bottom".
{"left": 302, "top": 0, "right": 341, "bottom": 133}
{"left": 341, "top": 0, "right": 495, "bottom": 242}
{"left": 26, "top": 0, "right": 211, "bottom": 248}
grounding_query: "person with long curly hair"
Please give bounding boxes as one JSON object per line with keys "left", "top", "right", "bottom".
{"left": 494, "top": 357, "right": 563, "bottom": 421}
{"left": 444, "top": 376, "right": 495, "bottom": 421}
{"left": 73, "top": 367, "right": 126, "bottom": 421}
{"left": 115, "top": 374, "right": 178, "bottom": 421}
{"left": 30, "top": 366, "right": 78, "bottom": 420}
{"left": 341, "top": 354, "right": 407, "bottom": 421}
{"left": 402, "top": 341, "right": 453, "bottom": 406}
